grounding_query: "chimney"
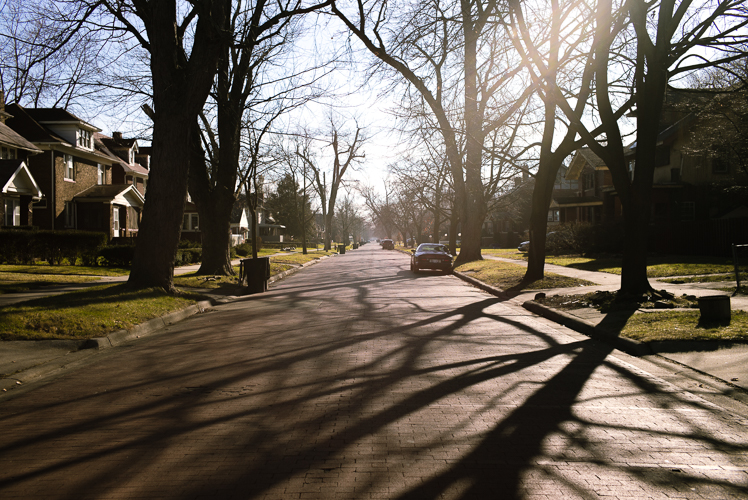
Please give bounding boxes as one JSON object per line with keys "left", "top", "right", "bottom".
{"left": 113, "top": 131, "right": 123, "bottom": 141}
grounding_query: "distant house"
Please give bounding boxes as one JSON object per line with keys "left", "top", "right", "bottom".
{"left": 552, "top": 151, "right": 610, "bottom": 225}
{"left": 562, "top": 87, "right": 748, "bottom": 255}
{"left": 0, "top": 96, "right": 44, "bottom": 227}
{"left": 4, "top": 103, "right": 146, "bottom": 239}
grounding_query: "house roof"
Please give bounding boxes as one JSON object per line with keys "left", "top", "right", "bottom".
{"left": 566, "top": 148, "right": 606, "bottom": 180}
{"left": 18, "top": 107, "right": 99, "bottom": 131}
{"left": 94, "top": 132, "right": 149, "bottom": 177}
{"left": 0, "top": 160, "right": 43, "bottom": 198}
{"left": 5, "top": 104, "right": 70, "bottom": 145}
{"left": 74, "top": 184, "right": 145, "bottom": 207}
{"left": 0, "top": 121, "right": 43, "bottom": 154}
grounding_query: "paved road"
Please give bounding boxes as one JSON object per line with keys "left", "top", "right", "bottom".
{"left": 1, "top": 245, "right": 747, "bottom": 499}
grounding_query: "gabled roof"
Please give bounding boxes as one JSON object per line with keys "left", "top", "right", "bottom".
{"left": 566, "top": 148, "right": 606, "bottom": 180}
{"left": 74, "top": 184, "right": 145, "bottom": 207}
{"left": 19, "top": 107, "right": 99, "bottom": 131}
{"left": 94, "top": 132, "right": 149, "bottom": 177}
{"left": 0, "top": 121, "right": 42, "bottom": 154}
{"left": 4, "top": 104, "right": 69, "bottom": 145}
{"left": 0, "top": 160, "right": 43, "bottom": 198}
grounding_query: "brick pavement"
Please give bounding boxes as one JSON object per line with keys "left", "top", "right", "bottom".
{"left": 1, "top": 245, "right": 747, "bottom": 499}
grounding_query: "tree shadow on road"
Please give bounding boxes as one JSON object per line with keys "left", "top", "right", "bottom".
{"left": 1, "top": 255, "right": 747, "bottom": 499}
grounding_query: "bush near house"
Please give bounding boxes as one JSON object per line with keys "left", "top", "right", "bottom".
{"left": 544, "top": 222, "right": 625, "bottom": 255}
{"left": 0, "top": 229, "right": 107, "bottom": 265}
{"left": 97, "top": 245, "right": 136, "bottom": 267}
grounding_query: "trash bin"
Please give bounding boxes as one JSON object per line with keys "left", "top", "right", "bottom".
{"left": 338, "top": 244, "right": 346, "bottom": 254}
{"left": 240, "top": 257, "right": 270, "bottom": 294}
{"left": 353, "top": 243, "right": 359, "bottom": 249}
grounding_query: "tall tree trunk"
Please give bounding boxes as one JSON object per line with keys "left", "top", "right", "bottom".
{"left": 127, "top": 0, "right": 227, "bottom": 293}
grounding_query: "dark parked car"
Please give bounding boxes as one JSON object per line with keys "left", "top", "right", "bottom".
{"left": 518, "top": 232, "right": 558, "bottom": 252}
{"left": 381, "top": 239, "right": 394, "bottom": 250}
{"left": 410, "top": 243, "right": 453, "bottom": 273}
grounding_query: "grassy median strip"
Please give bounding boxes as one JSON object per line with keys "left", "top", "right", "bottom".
{"left": 455, "top": 259, "right": 595, "bottom": 290}
{"left": 270, "top": 251, "right": 336, "bottom": 266}
{"left": 621, "top": 310, "right": 748, "bottom": 343}
{"left": 480, "top": 251, "right": 745, "bottom": 278}
{"left": 0, "top": 284, "right": 204, "bottom": 341}
{"left": 0, "top": 264, "right": 130, "bottom": 277}
{"left": 0, "top": 273, "right": 100, "bottom": 294}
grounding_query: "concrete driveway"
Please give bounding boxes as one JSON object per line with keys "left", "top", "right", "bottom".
{"left": 1, "top": 243, "right": 747, "bottom": 499}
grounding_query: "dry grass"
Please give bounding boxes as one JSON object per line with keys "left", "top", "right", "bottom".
{"left": 0, "top": 284, "right": 204, "bottom": 340}
{"left": 455, "top": 259, "right": 595, "bottom": 290}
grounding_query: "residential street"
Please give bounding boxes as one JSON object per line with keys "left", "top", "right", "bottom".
{"left": 1, "top": 244, "right": 747, "bottom": 499}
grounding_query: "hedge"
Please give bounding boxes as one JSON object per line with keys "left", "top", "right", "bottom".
{"left": 0, "top": 229, "right": 108, "bottom": 265}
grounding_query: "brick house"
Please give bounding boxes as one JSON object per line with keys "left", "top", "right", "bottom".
{"left": 4, "top": 104, "right": 146, "bottom": 239}
{"left": 560, "top": 88, "right": 748, "bottom": 255}
{"left": 0, "top": 97, "right": 44, "bottom": 227}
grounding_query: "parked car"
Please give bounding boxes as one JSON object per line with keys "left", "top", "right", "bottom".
{"left": 518, "top": 232, "right": 558, "bottom": 252}
{"left": 381, "top": 239, "right": 394, "bottom": 250}
{"left": 410, "top": 243, "right": 453, "bottom": 273}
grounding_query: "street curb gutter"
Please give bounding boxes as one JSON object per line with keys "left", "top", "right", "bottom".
{"left": 452, "top": 270, "right": 651, "bottom": 357}
{"left": 452, "top": 271, "right": 510, "bottom": 300}
{"left": 522, "top": 300, "right": 652, "bottom": 357}
{"left": 84, "top": 300, "right": 213, "bottom": 350}
{"left": 2, "top": 255, "right": 332, "bottom": 393}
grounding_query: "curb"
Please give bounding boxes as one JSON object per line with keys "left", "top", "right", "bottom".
{"left": 452, "top": 270, "right": 651, "bottom": 357}
{"left": 84, "top": 300, "right": 213, "bottom": 350}
{"left": 452, "top": 271, "right": 511, "bottom": 299}
{"left": 2, "top": 254, "right": 332, "bottom": 393}
{"left": 522, "top": 300, "right": 652, "bottom": 356}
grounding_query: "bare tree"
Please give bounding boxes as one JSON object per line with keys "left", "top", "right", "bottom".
{"left": 188, "top": 0, "right": 332, "bottom": 276}
{"left": 333, "top": 0, "right": 534, "bottom": 265}
{"left": 297, "top": 116, "right": 366, "bottom": 250}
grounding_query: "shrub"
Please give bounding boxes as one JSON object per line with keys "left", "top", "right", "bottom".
{"left": 544, "top": 222, "right": 625, "bottom": 255}
{"left": 0, "top": 229, "right": 107, "bottom": 265}
{"left": 174, "top": 248, "right": 202, "bottom": 266}
{"left": 234, "top": 242, "right": 251, "bottom": 257}
{"left": 98, "top": 245, "right": 136, "bottom": 267}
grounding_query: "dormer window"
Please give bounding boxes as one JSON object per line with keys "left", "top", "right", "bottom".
{"left": 77, "top": 128, "right": 93, "bottom": 149}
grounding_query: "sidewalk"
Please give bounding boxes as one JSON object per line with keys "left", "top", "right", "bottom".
{"left": 477, "top": 255, "right": 748, "bottom": 391}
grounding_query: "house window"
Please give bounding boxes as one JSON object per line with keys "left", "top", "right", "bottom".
{"left": 628, "top": 160, "right": 635, "bottom": 180}
{"left": 547, "top": 209, "right": 560, "bottom": 222}
{"left": 670, "top": 168, "right": 680, "bottom": 182}
{"left": 4, "top": 198, "right": 20, "bottom": 226}
{"left": 113, "top": 207, "right": 120, "bottom": 231}
{"left": 583, "top": 172, "right": 594, "bottom": 190}
{"left": 182, "top": 214, "right": 199, "bottom": 231}
{"left": 64, "top": 154, "right": 75, "bottom": 181}
{"left": 97, "top": 164, "right": 104, "bottom": 185}
{"left": 681, "top": 201, "right": 695, "bottom": 221}
{"left": 126, "top": 175, "right": 133, "bottom": 185}
{"left": 1, "top": 146, "right": 16, "bottom": 159}
{"left": 64, "top": 201, "right": 76, "bottom": 227}
{"left": 713, "top": 157, "right": 729, "bottom": 174}
{"left": 77, "top": 129, "right": 92, "bottom": 149}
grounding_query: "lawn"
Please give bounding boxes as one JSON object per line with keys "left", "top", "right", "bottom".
{"left": 455, "top": 259, "right": 595, "bottom": 290}
{"left": 621, "top": 310, "right": 748, "bottom": 343}
{"left": 0, "top": 264, "right": 130, "bottom": 276}
{"left": 482, "top": 251, "right": 746, "bottom": 278}
{"left": 0, "top": 273, "right": 101, "bottom": 294}
{"left": 0, "top": 284, "right": 205, "bottom": 340}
